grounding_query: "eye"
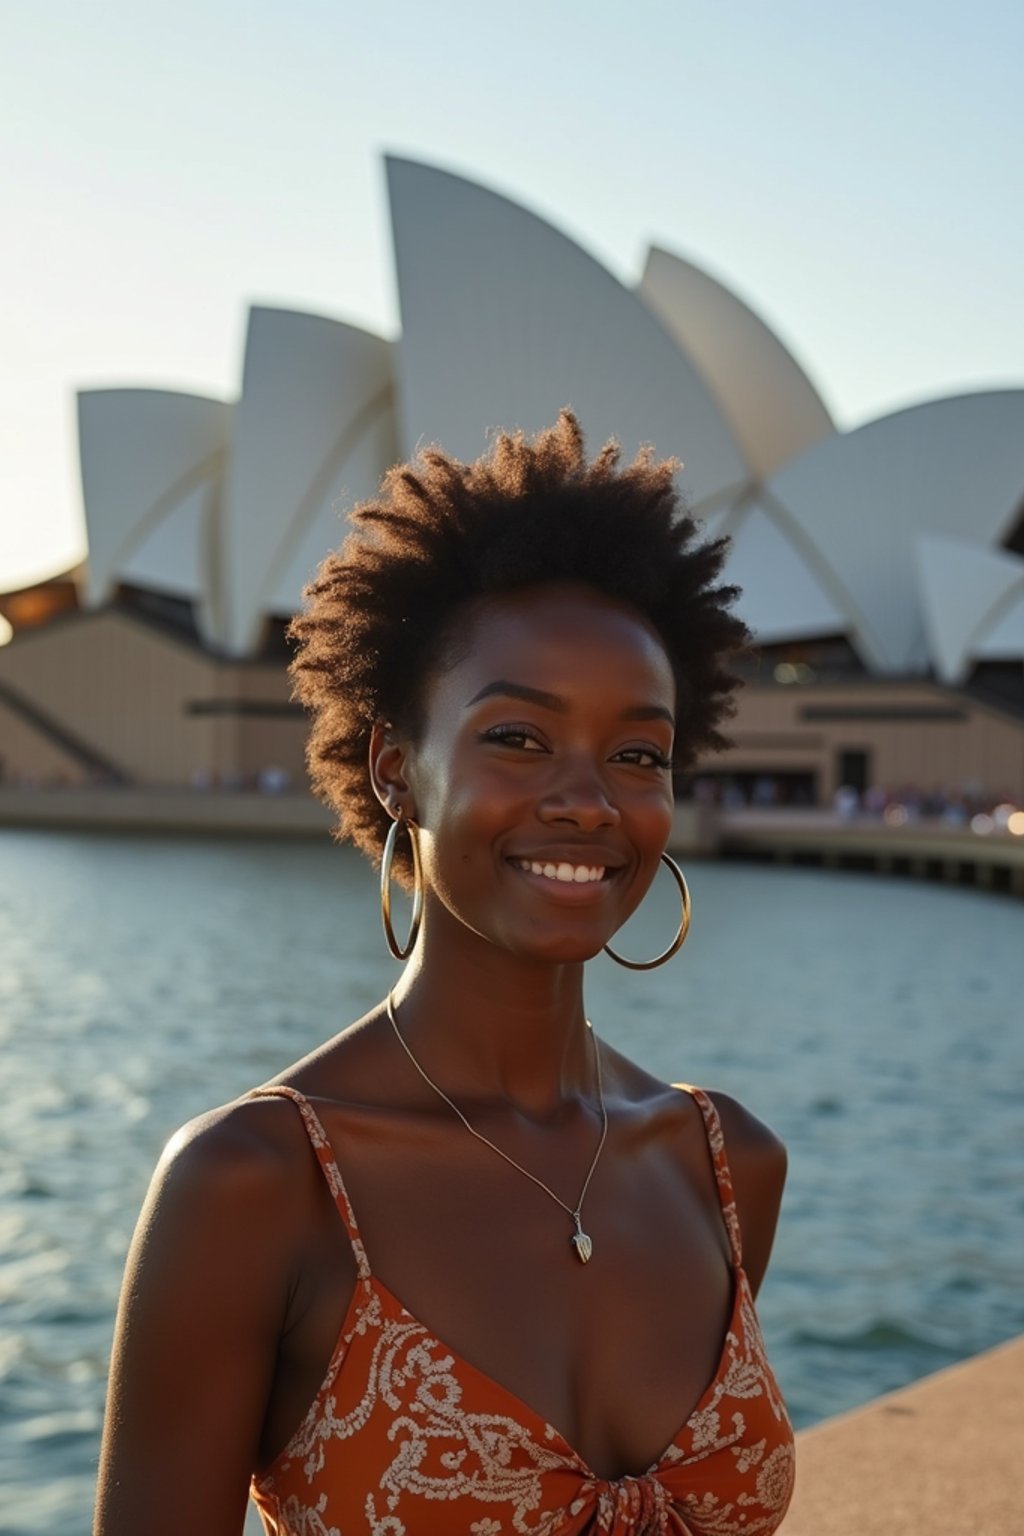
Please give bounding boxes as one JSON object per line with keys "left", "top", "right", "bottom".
{"left": 613, "top": 745, "right": 673, "bottom": 770}
{"left": 478, "top": 724, "right": 548, "bottom": 753}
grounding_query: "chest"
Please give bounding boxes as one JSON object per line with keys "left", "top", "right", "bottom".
{"left": 273, "top": 1114, "right": 736, "bottom": 1481}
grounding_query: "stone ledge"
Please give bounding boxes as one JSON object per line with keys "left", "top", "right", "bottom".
{"left": 783, "top": 1334, "right": 1023, "bottom": 1533}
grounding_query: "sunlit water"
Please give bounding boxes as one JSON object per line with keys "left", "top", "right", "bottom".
{"left": 1, "top": 830, "right": 1022, "bottom": 1532}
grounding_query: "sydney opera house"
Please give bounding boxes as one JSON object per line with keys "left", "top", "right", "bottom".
{"left": 2, "top": 157, "right": 1023, "bottom": 809}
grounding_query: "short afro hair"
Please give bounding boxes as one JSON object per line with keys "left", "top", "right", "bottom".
{"left": 287, "top": 410, "right": 751, "bottom": 882}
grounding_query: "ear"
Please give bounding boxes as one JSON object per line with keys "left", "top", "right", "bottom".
{"left": 369, "top": 721, "right": 419, "bottom": 822}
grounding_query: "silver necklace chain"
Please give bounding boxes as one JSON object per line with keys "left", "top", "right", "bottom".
{"left": 385, "top": 994, "right": 608, "bottom": 1263}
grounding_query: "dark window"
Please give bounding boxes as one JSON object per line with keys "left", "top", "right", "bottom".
{"left": 1004, "top": 497, "right": 1024, "bottom": 558}
{"left": 800, "top": 705, "right": 966, "bottom": 722}
{"left": 965, "top": 661, "right": 1024, "bottom": 714}
{"left": 837, "top": 749, "right": 870, "bottom": 794}
{"left": 114, "top": 584, "right": 201, "bottom": 642}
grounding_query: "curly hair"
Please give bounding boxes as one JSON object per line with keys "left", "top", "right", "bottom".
{"left": 287, "top": 410, "right": 751, "bottom": 883}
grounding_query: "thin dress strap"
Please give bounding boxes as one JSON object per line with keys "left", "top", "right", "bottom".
{"left": 247, "top": 1084, "right": 371, "bottom": 1281}
{"left": 674, "top": 1083, "right": 743, "bottom": 1269}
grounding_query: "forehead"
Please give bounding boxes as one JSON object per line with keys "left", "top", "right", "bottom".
{"left": 429, "top": 583, "right": 676, "bottom": 710}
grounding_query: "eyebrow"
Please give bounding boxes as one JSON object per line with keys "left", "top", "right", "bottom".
{"left": 465, "top": 680, "right": 675, "bottom": 727}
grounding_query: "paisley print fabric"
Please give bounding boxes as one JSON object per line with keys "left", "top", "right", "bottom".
{"left": 247, "top": 1083, "right": 794, "bottom": 1536}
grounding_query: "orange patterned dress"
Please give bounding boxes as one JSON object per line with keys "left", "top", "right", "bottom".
{"left": 248, "top": 1084, "right": 795, "bottom": 1536}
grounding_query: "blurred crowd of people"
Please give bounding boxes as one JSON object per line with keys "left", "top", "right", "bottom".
{"left": 831, "top": 780, "right": 1020, "bottom": 827}
{"left": 690, "top": 772, "right": 1022, "bottom": 831}
{"left": 187, "top": 765, "right": 294, "bottom": 794}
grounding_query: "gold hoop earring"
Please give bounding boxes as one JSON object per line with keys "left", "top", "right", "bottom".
{"left": 380, "top": 811, "right": 423, "bottom": 961}
{"left": 603, "top": 852, "right": 691, "bottom": 970}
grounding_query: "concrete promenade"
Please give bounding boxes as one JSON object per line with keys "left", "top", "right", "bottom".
{"left": 0, "top": 783, "right": 336, "bottom": 835}
{"left": 784, "top": 1333, "right": 1023, "bottom": 1533}
{"left": 719, "top": 806, "right": 1024, "bottom": 892}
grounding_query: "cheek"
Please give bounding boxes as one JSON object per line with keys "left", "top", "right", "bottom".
{"left": 415, "top": 737, "right": 522, "bottom": 834}
{"left": 639, "top": 798, "right": 675, "bottom": 868}
{"left": 637, "top": 779, "right": 676, "bottom": 840}
{"left": 414, "top": 768, "right": 510, "bottom": 898}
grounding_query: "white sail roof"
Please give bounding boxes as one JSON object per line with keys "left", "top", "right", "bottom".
{"left": 78, "top": 389, "right": 230, "bottom": 615}
{"left": 638, "top": 247, "right": 834, "bottom": 480}
{"left": 72, "top": 160, "right": 1024, "bottom": 680}
{"left": 719, "top": 498, "right": 850, "bottom": 643}
{"left": 216, "top": 307, "right": 395, "bottom": 656}
{"left": 916, "top": 535, "right": 1024, "bottom": 683}
{"left": 387, "top": 157, "right": 748, "bottom": 508}
{"left": 769, "top": 390, "right": 1024, "bottom": 673}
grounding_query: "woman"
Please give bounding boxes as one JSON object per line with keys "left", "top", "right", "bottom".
{"left": 94, "top": 413, "right": 794, "bottom": 1535}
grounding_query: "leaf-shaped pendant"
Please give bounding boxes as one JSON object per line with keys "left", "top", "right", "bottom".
{"left": 571, "top": 1230, "right": 593, "bottom": 1264}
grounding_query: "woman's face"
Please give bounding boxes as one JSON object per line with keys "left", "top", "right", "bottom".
{"left": 395, "top": 583, "right": 678, "bottom": 965}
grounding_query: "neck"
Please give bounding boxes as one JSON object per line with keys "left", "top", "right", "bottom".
{"left": 388, "top": 911, "right": 596, "bottom": 1119}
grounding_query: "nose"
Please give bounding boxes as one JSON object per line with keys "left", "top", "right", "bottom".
{"left": 537, "top": 753, "right": 621, "bottom": 831}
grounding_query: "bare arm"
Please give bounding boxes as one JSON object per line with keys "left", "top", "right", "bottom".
{"left": 93, "top": 1101, "right": 301, "bottom": 1534}
{"left": 707, "top": 1090, "right": 788, "bottom": 1300}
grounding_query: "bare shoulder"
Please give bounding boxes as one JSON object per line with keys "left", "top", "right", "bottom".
{"left": 702, "top": 1089, "right": 788, "bottom": 1297}
{"left": 598, "top": 1040, "right": 786, "bottom": 1174}
{"left": 702, "top": 1089, "right": 788, "bottom": 1179}
{"left": 152, "top": 1091, "right": 317, "bottom": 1226}
{"left": 120, "top": 1091, "right": 331, "bottom": 1376}
{"left": 120, "top": 1093, "right": 322, "bottom": 1349}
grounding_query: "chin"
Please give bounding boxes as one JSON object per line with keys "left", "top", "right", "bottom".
{"left": 506, "top": 931, "right": 608, "bottom": 966}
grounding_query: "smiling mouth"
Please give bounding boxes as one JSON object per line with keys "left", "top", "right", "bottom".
{"left": 510, "top": 858, "right": 608, "bottom": 884}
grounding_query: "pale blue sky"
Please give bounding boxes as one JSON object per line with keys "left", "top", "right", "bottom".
{"left": 2, "top": 0, "right": 1021, "bottom": 590}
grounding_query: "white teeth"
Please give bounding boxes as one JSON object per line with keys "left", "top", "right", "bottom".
{"left": 517, "top": 859, "right": 605, "bottom": 883}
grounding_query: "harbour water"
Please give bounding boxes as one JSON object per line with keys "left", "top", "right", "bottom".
{"left": 1, "top": 829, "right": 1022, "bottom": 1532}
